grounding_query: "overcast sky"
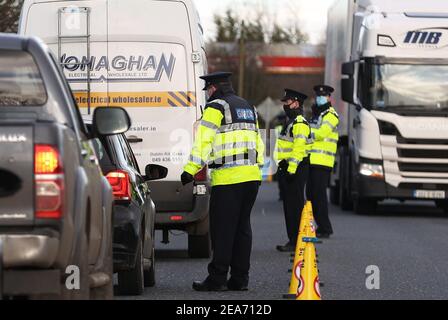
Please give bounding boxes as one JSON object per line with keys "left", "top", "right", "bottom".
{"left": 193, "top": 0, "right": 335, "bottom": 44}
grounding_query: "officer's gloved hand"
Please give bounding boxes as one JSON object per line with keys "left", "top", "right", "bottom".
{"left": 286, "top": 172, "right": 295, "bottom": 183}
{"left": 181, "top": 171, "right": 194, "bottom": 186}
{"left": 279, "top": 160, "right": 288, "bottom": 171}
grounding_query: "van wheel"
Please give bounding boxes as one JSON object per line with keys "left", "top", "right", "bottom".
{"left": 354, "top": 198, "right": 377, "bottom": 215}
{"left": 117, "top": 236, "right": 144, "bottom": 296}
{"left": 144, "top": 246, "right": 156, "bottom": 287}
{"left": 188, "top": 233, "right": 211, "bottom": 259}
{"left": 436, "top": 200, "right": 448, "bottom": 214}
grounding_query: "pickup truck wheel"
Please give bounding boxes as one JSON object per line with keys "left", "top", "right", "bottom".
{"left": 61, "top": 233, "right": 90, "bottom": 300}
{"left": 90, "top": 228, "right": 114, "bottom": 300}
{"left": 117, "top": 236, "right": 144, "bottom": 296}
{"left": 144, "top": 245, "right": 156, "bottom": 287}
{"left": 354, "top": 197, "right": 377, "bottom": 215}
{"left": 188, "top": 233, "right": 211, "bottom": 259}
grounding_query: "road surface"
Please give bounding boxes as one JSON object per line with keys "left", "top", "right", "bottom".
{"left": 118, "top": 182, "right": 448, "bottom": 300}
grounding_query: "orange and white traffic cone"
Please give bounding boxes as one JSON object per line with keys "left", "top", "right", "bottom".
{"left": 283, "top": 205, "right": 309, "bottom": 299}
{"left": 296, "top": 237, "right": 321, "bottom": 301}
{"left": 284, "top": 202, "right": 316, "bottom": 299}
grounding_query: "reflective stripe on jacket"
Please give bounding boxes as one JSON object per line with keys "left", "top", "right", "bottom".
{"left": 274, "top": 115, "right": 311, "bottom": 174}
{"left": 309, "top": 106, "right": 339, "bottom": 168}
{"left": 183, "top": 94, "right": 264, "bottom": 186}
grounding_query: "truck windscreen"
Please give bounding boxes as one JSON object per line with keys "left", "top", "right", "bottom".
{"left": 0, "top": 50, "right": 47, "bottom": 107}
{"left": 370, "top": 64, "right": 448, "bottom": 111}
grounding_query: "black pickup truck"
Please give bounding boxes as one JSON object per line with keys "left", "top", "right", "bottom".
{"left": 0, "top": 34, "right": 130, "bottom": 299}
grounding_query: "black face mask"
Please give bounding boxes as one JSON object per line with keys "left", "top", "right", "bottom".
{"left": 283, "top": 104, "right": 301, "bottom": 119}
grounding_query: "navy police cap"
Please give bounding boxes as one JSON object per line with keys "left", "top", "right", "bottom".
{"left": 200, "top": 72, "right": 232, "bottom": 90}
{"left": 281, "top": 88, "right": 308, "bottom": 103}
{"left": 313, "top": 85, "right": 335, "bottom": 96}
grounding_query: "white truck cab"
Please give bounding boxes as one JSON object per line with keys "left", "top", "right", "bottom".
{"left": 326, "top": 0, "right": 448, "bottom": 214}
{"left": 19, "top": 0, "right": 212, "bottom": 257}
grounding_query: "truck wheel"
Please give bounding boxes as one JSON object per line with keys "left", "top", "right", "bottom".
{"left": 436, "top": 200, "right": 448, "bottom": 213}
{"left": 188, "top": 233, "right": 211, "bottom": 259}
{"left": 117, "top": 236, "right": 144, "bottom": 296}
{"left": 354, "top": 198, "right": 377, "bottom": 215}
{"left": 339, "top": 147, "right": 353, "bottom": 211}
{"left": 144, "top": 245, "right": 156, "bottom": 287}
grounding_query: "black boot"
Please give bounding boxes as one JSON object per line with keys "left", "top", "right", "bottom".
{"left": 276, "top": 242, "right": 296, "bottom": 252}
{"left": 227, "top": 278, "right": 249, "bottom": 291}
{"left": 192, "top": 280, "right": 228, "bottom": 292}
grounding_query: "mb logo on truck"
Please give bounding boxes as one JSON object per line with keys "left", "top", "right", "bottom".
{"left": 404, "top": 29, "right": 443, "bottom": 45}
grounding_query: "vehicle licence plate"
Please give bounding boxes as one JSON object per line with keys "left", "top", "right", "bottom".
{"left": 413, "top": 190, "right": 446, "bottom": 199}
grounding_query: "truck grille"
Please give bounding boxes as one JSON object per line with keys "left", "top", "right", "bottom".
{"left": 397, "top": 149, "right": 448, "bottom": 159}
{"left": 398, "top": 163, "right": 448, "bottom": 173}
{"left": 397, "top": 135, "right": 448, "bottom": 146}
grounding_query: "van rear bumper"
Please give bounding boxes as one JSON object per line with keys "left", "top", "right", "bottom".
{"left": 0, "top": 234, "right": 59, "bottom": 269}
{"left": 155, "top": 193, "right": 210, "bottom": 226}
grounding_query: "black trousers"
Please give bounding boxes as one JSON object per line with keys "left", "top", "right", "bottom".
{"left": 207, "top": 181, "right": 260, "bottom": 286}
{"left": 278, "top": 159, "right": 309, "bottom": 244}
{"left": 306, "top": 166, "right": 333, "bottom": 234}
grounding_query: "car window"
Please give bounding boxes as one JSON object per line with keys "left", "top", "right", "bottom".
{"left": 122, "top": 135, "right": 142, "bottom": 174}
{"left": 117, "top": 134, "right": 140, "bottom": 173}
{"left": 92, "top": 137, "right": 114, "bottom": 173}
{"left": 0, "top": 50, "right": 47, "bottom": 106}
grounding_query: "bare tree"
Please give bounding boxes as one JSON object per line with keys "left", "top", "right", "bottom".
{"left": 0, "top": 0, "right": 24, "bottom": 33}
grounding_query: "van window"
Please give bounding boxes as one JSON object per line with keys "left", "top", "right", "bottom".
{"left": 0, "top": 50, "right": 47, "bottom": 106}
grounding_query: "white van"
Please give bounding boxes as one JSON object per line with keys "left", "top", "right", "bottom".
{"left": 19, "top": 0, "right": 211, "bottom": 258}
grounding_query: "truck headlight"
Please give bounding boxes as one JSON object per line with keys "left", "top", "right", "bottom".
{"left": 359, "top": 163, "right": 384, "bottom": 179}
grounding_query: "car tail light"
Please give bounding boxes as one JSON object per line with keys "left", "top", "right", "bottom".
{"left": 106, "top": 170, "right": 131, "bottom": 202}
{"left": 194, "top": 166, "right": 208, "bottom": 182}
{"left": 35, "top": 145, "right": 64, "bottom": 219}
{"left": 35, "top": 145, "right": 61, "bottom": 174}
{"left": 170, "top": 215, "right": 184, "bottom": 222}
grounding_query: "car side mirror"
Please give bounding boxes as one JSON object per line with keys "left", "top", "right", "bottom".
{"left": 92, "top": 107, "right": 131, "bottom": 136}
{"left": 145, "top": 164, "right": 168, "bottom": 181}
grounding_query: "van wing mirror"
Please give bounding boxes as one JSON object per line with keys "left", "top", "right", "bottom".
{"left": 92, "top": 107, "right": 131, "bottom": 136}
{"left": 145, "top": 164, "right": 168, "bottom": 181}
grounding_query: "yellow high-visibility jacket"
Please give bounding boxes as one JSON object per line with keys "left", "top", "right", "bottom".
{"left": 184, "top": 94, "right": 265, "bottom": 186}
{"left": 274, "top": 115, "right": 311, "bottom": 174}
{"left": 309, "top": 106, "right": 339, "bottom": 168}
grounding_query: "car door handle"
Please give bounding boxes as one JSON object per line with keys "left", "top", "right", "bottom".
{"left": 127, "top": 135, "right": 143, "bottom": 144}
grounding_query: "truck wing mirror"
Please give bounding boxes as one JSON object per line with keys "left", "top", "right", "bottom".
{"left": 92, "top": 107, "right": 131, "bottom": 136}
{"left": 342, "top": 61, "right": 355, "bottom": 76}
{"left": 341, "top": 78, "right": 355, "bottom": 104}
